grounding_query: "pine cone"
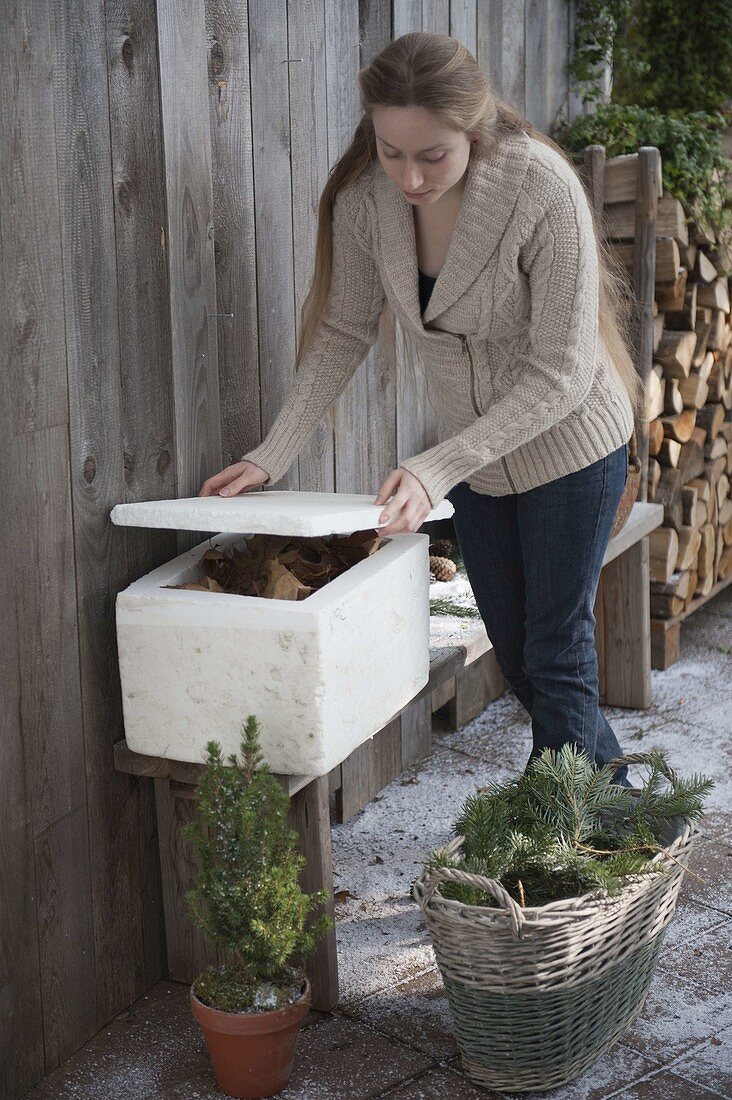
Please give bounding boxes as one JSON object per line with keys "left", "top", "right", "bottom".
{"left": 429, "top": 555, "right": 457, "bottom": 582}
{"left": 429, "top": 538, "right": 454, "bottom": 559}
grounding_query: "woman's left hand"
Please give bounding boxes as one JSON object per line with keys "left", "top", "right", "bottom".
{"left": 374, "top": 468, "right": 432, "bottom": 535}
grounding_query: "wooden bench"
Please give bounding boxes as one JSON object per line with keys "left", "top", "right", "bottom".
{"left": 595, "top": 500, "right": 665, "bottom": 708}
{"left": 113, "top": 499, "right": 663, "bottom": 1011}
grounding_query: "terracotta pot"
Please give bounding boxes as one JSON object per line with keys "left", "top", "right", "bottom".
{"left": 190, "top": 974, "right": 311, "bottom": 1099}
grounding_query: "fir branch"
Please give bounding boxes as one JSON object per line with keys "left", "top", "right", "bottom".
{"left": 576, "top": 840, "right": 707, "bottom": 884}
{"left": 425, "top": 743, "right": 714, "bottom": 909}
{"left": 430, "top": 597, "right": 481, "bottom": 618}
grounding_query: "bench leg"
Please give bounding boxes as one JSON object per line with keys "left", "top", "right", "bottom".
{"left": 600, "top": 538, "right": 652, "bottom": 709}
{"left": 447, "top": 649, "right": 507, "bottom": 730}
{"left": 400, "top": 694, "right": 433, "bottom": 769}
{"left": 288, "top": 775, "right": 338, "bottom": 1011}
{"left": 650, "top": 617, "right": 681, "bottom": 670}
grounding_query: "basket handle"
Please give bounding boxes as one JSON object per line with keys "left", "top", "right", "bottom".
{"left": 418, "top": 756, "right": 680, "bottom": 940}
{"left": 416, "top": 836, "right": 527, "bottom": 939}
{"left": 607, "top": 752, "right": 680, "bottom": 786}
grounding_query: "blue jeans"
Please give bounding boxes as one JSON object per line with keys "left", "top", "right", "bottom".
{"left": 446, "top": 442, "right": 630, "bottom": 786}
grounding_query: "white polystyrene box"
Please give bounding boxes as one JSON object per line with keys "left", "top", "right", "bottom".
{"left": 111, "top": 492, "right": 454, "bottom": 776}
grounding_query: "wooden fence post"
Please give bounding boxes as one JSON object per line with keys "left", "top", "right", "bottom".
{"left": 632, "top": 147, "right": 662, "bottom": 502}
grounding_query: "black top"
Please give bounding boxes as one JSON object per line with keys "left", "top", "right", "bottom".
{"left": 418, "top": 267, "right": 438, "bottom": 316}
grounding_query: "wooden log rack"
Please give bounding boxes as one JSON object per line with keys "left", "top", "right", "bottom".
{"left": 584, "top": 141, "right": 732, "bottom": 669}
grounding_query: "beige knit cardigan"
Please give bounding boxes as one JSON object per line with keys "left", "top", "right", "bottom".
{"left": 241, "top": 130, "right": 635, "bottom": 507}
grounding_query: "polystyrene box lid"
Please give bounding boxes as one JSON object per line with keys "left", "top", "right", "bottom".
{"left": 109, "top": 490, "right": 454, "bottom": 537}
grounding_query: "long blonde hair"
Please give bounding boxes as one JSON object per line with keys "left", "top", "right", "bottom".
{"left": 296, "top": 31, "right": 645, "bottom": 438}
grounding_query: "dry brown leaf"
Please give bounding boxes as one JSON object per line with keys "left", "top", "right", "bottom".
{"left": 260, "top": 560, "right": 311, "bottom": 601}
{"left": 333, "top": 889, "right": 359, "bottom": 904}
{"left": 165, "top": 529, "right": 385, "bottom": 600}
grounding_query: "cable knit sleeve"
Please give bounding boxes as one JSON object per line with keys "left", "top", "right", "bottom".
{"left": 240, "top": 181, "right": 385, "bottom": 483}
{"left": 398, "top": 178, "right": 600, "bottom": 507}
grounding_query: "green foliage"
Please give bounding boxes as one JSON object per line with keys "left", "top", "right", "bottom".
{"left": 569, "top": 0, "right": 732, "bottom": 115}
{"left": 553, "top": 102, "right": 732, "bottom": 239}
{"left": 568, "top": 0, "right": 635, "bottom": 106}
{"left": 183, "top": 715, "right": 333, "bottom": 1012}
{"left": 612, "top": 0, "right": 732, "bottom": 115}
{"left": 192, "top": 965, "right": 306, "bottom": 1016}
{"left": 429, "top": 597, "right": 481, "bottom": 619}
{"left": 424, "top": 743, "right": 713, "bottom": 909}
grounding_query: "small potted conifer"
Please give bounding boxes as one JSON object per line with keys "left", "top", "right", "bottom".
{"left": 183, "top": 714, "right": 333, "bottom": 1099}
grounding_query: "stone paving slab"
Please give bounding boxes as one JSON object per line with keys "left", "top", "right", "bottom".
{"left": 383, "top": 1038, "right": 660, "bottom": 1100}
{"left": 698, "top": 810, "right": 732, "bottom": 844}
{"left": 379, "top": 1064, "right": 498, "bottom": 1097}
{"left": 620, "top": 969, "right": 732, "bottom": 1063}
{"left": 609, "top": 1069, "right": 729, "bottom": 1098}
{"left": 341, "top": 966, "right": 457, "bottom": 1060}
{"left": 154, "top": 1014, "right": 436, "bottom": 1100}
{"left": 654, "top": 916, "right": 732, "bottom": 995}
{"left": 665, "top": 1026, "right": 732, "bottom": 1097}
{"left": 679, "top": 833, "right": 732, "bottom": 915}
{"left": 416, "top": 1041, "right": 662, "bottom": 1100}
{"left": 22, "top": 1008, "right": 202, "bottom": 1099}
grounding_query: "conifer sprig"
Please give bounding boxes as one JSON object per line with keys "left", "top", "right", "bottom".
{"left": 425, "top": 743, "right": 713, "bottom": 910}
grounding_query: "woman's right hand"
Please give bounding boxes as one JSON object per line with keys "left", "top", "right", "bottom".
{"left": 199, "top": 459, "right": 270, "bottom": 498}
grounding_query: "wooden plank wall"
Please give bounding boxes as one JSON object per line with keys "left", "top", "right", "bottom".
{"left": 1, "top": 1, "right": 171, "bottom": 1096}
{"left": 0, "top": 2, "right": 590, "bottom": 1096}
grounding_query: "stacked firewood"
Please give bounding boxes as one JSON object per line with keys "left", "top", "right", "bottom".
{"left": 645, "top": 221, "right": 732, "bottom": 617}
{"left": 609, "top": 185, "right": 732, "bottom": 619}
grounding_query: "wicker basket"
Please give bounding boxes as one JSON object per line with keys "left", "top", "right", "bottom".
{"left": 610, "top": 428, "right": 642, "bottom": 539}
{"left": 412, "top": 753, "right": 697, "bottom": 1093}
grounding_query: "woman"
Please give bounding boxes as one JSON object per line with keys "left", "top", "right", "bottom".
{"left": 200, "top": 33, "right": 645, "bottom": 785}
